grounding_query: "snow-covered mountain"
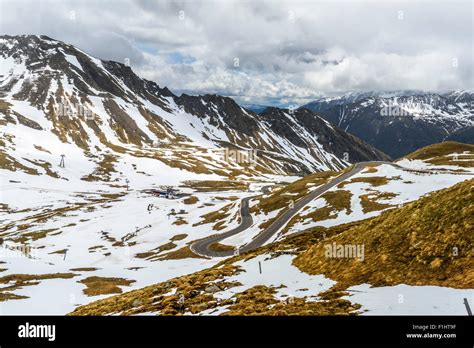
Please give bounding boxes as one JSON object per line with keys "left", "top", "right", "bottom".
{"left": 0, "top": 34, "right": 393, "bottom": 315}
{"left": 303, "top": 90, "right": 426, "bottom": 113}
{"left": 302, "top": 91, "right": 474, "bottom": 158}
{"left": 0, "top": 35, "right": 388, "bottom": 186}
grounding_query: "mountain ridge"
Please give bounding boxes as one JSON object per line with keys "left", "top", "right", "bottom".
{"left": 301, "top": 91, "right": 474, "bottom": 158}
{"left": 0, "top": 34, "right": 389, "bottom": 182}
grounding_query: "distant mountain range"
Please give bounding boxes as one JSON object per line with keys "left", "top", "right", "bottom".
{"left": 302, "top": 91, "right": 474, "bottom": 158}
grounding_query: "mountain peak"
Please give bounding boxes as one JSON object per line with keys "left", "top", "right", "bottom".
{"left": 302, "top": 90, "right": 474, "bottom": 158}
{"left": 0, "top": 35, "right": 389, "bottom": 185}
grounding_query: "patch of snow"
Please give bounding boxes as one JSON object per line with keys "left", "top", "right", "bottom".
{"left": 345, "top": 283, "right": 473, "bottom": 315}
{"left": 211, "top": 254, "right": 335, "bottom": 303}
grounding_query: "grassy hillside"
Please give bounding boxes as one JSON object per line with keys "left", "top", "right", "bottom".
{"left": 69, "top": 179, "right": 473, "bottom": 316}
{"left": 294, "top": 178, "right": 474, "bottom": 289}
{"left": 250, "top": 170, "right": 338, "bottom": 214}
{"left": 403, "top": 141, "right": 474, "bottom": 167}
{"left": 68, "top": 220, "right": 364, "bottom": 316}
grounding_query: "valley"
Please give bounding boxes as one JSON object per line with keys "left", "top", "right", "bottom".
{"left": 1, "top": 140, "right": 472, "bottom": 315}
{"left": 0, "top": 35, "right": 472, "bottom": 317}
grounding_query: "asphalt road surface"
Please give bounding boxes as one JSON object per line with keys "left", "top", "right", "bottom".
{"left": 189, "top": 160, "right": 456, "bottom": 258}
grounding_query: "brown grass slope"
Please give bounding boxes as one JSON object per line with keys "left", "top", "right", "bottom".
{"left": 69, "top": 179, "right": 473, "bottom": 316}
{"left": 403, "top": 141, "right": 474, "bottom": 167}
{"left": 404, "top": 141, "right": 474, "bottom": 160}
{"left": 69, "top": 220, "right": 364, "bottom": 316}
{"left": 251, "top": 170, "right": 337, "bottom": 215}
{"left": 294, "top": 178, "right": 474, "bottom": 289}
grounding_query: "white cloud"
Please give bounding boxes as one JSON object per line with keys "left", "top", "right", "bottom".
{"left": 0, "top": 0, "right": 472, "bottom": 105}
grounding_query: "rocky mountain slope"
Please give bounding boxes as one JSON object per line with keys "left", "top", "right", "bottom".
{"left": 447, "top": 126, "right": 474, "bottom": 144}
{"left": 0, "top": 35, "right": 388, "bottom": 185}
{"left": 302, "top": 91, "right": 474, "bottom": 158}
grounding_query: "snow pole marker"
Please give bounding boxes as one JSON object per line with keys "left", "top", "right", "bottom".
{"left": 463, "top": 298, "right": 472, "bottom": 316}
{"left": 59, "top": 154, "right": 65, "bottom": 168}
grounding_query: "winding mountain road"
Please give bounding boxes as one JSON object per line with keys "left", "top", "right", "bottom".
{"left": 190, "top": 161, "right": 394, "bottom": 258}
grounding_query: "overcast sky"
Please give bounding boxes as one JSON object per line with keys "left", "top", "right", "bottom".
{"left": 1, "top": 0, "right": 472, "bottom": 106}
